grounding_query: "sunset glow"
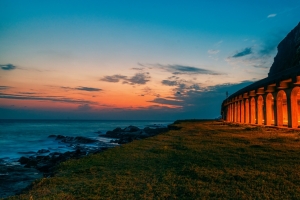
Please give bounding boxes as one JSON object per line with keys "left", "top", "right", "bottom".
{"left": 1, "top": 1, "right": 300, "bottom": 119}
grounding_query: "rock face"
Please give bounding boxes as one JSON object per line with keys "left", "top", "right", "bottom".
{"left": 105, "top": 125, "right": 169, "bottom": 144}
{"left": 268, "top": 22, "right": 300, "bottom": 76}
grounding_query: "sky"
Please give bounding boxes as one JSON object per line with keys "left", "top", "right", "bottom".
{"left": 0, "top": 0, "right": 300, "bottom": 120}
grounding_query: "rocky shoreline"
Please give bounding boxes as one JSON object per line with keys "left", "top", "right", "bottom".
{"left": 0, "top": 124, "right": 172, "bottom": 199}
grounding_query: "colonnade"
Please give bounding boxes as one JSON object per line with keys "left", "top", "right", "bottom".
{"left": 222, "top": 78, "right": 300, "bottom": 128}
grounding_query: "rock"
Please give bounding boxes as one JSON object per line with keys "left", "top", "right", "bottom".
{"left": 0, "top": 164, "right": 42, "bottom": 199}
{"left": 37, "top": 149, "right": 50, "bottom": 154}
{"left": 55, "top": 135, "right": 66, "bottom": 140}
{"left": 18, "top": 156, "right": 30, "bottom": 165}
{"left": 269, "top": 22, "right": 300, "bottom": 76}
{"left": 74, "top": 136, "right": 97, "bottom": 144}
{"left": 24, "top": 159, "right": 38, "bottom": 168}
{"left": 56, "top": 135, "right": 97, "bottom": 144}
{"left": 124, "top": 125, "right": 140, "bottom": 132}
{"left": 112, "top": 127, "right": 122, "bottom": 132}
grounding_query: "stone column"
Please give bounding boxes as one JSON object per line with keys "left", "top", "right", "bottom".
{"left": 237, "top": 101, "right": 240, "bottom": 123}
{"left": 256, "top": 96, "right": 263, "bottom": 125}
{"left": 241, "top": 100, "right": 245, "bottom": 123}
{"left": 265, "top": 93, "right": 273, "bottom": 126}
{"left": 250, "top": 97, "right": 256, "bottom": 124}
{"left": 285, "top": 88, "right": 293, "bottom": 128}
{"left": 245, "top": 99, "right": 249, "bottom": 123}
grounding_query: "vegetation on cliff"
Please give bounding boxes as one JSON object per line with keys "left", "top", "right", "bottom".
{"left": 5, "top": 121, "right": 300, "bottom": 199}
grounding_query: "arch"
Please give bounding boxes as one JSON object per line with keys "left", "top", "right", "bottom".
{"left": 290, "top": 87, "right": 300, "bottom": 128}
{"left": 257, "top": 95, "right": 264, "bottom": 125}
{"left": 265, "top": 93, "right": 274, "bottom": 125}
{"left": 277, "top": 90, "right": 288, "bottom": 126}
{"left": 245, "top": 99, "right": 249, "bottom": 123}
{"left": 250, "top": 97, "right": 256, "bottom": 124}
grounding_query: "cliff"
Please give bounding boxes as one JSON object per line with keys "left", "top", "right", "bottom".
{"left": 268, "top": 22, "right": 300, "bottom": 76}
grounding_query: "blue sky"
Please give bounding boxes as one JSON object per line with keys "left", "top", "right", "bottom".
{"left": 0, "top": 0, "right": 300, "bottom": 120}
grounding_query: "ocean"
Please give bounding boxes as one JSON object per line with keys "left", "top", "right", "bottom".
{"left": 0, "top": 119, "right": 173, "bottom": 164}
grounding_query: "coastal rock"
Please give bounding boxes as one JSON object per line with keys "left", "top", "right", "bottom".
{"left": 18, "top": 156, "right": 30, "bottom": 165}
{"left": 37, "top": 149, "right": 50, "bottom": 154}
{"left": 0, "top": 164, "right": 42, "bottom": 199}
{"left": 268, "top": 22, "right": 300, "bottom": 76}
{"left": 106, "top": 125, "right": 169, "bottom": 144}
{"left": 49, "top": 135, "right": 98, "bottom": 144}
{"left": 124, "top": 125, "right": 140, "bottom": 132}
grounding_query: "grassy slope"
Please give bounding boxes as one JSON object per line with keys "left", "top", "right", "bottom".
{"left": 6, "top": 121, "right": 300, "bottom": 200}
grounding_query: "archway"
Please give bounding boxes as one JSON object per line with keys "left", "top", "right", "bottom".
{"left": 250, "top": 97, "right": 256, "bottom": 124}
{"left": 290, "top": 87, "right": 300, "bottom": 128}
{"left": 245, "top": 99, "right": 249, "bottom": 123}
{"left": 257, "top": 95, "right": 264, "bottom": 125}
{"left": 277, "top": 90, "right": 288, "bottom": 126}
{"left": 265, "top": 93, "right": 274, "bottom": 125}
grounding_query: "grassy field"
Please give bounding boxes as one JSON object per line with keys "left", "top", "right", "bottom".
{"left": 6, "top": 120, "right": 300, "bottom": 199}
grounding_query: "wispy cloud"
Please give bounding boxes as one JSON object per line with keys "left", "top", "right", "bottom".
{"left": 0, "top": 86, "right": 12, "bottom": 90}
{"left": 148, "top": 97, "right": 183, "bottom": 107}
{"left": 61, "top": 86, "right": 102, "bottom": 92}
{"left": 100, "top": 75, "right": 127, "bottom": 83}
{"left": 0, "top": 92, "right": 96, "bottom": 105}
{"left": 232, "top": 47, "right": 253, "bottom": 58}
{"left": 207, "top": 49, "right": 220, "bottom": 54}
{"left": 140, "top": 63, "right": 224, "bottom": 75}
{"left": 100, "top": 73, "right": 151, "bottom": 85}
{"left": 267, "top": 13, "right": 277, "bottom": 18}
{"left": 0, "top": 64, "right": 17, "bottom": 71}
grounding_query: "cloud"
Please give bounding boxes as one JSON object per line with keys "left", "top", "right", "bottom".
{"left": 131, "top": 67, "right": 144, "bottom": 71}
{"left": 0, "top": 86, "right": 12, "bottom": 90}
{"left": 100, "top": 73, "right": 151, "bottom": 85}
{"left": 61, "top": 86, "right": 102, "bottom": 92}
{"left": 125, "top": 73, "right": 150, "bottom": 85}
{"left": 232, "top": 47, "right": 252, "bottom": 58}
{"left": 148, "top": 98, "right": 183, "bottom": 107}
{"left": 0, "top": 92, "right": 96, "bottom": 105}
{"left": 75, "top": 87, "right": 102, "bottom": 92}
{"left": 162, "top": 80, "right": 178, "bottom": 86}
{"left": 100, "top": 75, "right": 127, "bottom": 83}
{"left": 267, "top": 14, "right": 277, "bottom": 18}
{"left": 207, "top": 49, "right": 220, "bottom": 54}
{"left": 0, "top": 64, "right": 17, "bottom": 71}
{"left": 147, "top": 63, "right": 224, "bottom": 75}
{"left": 77, "top": 104, "right": 91, "bottom": 111}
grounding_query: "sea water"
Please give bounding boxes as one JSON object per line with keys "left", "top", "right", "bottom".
{"left": 0, "top": 120, "right": 173, "bottom": 163}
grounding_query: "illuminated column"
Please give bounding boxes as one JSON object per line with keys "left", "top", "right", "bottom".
{"left": 250, "top": 97, "right": 256, "bottom": 124}
{"left": 286, "top": 88, "right": 292, "bottom": 128}
{"left": 234, "top": 102, "right": 237, "bottom": 122}
{"left": 276, "top": 90, "right": 287, "bottom": 126}
{"left": 265, "top": 93, "right": 273, "bottom": 125}
{"left": 241, "top": 100, "right": 244, "bottom": 123}
{"left": 290, "top": 87, "right": 300, "bottom": 128}
{"left": 245, "top": 99, "right": 249, "bottom": 123}
{"left": 257, "top": 95, "right": 264, "bottom": 125}
{"left": 237, "top": 101, "right": 240, "bottom": 122}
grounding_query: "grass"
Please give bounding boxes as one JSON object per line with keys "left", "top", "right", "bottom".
{"left": 5, "top": 120, "right": 300, "bottom": 199}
